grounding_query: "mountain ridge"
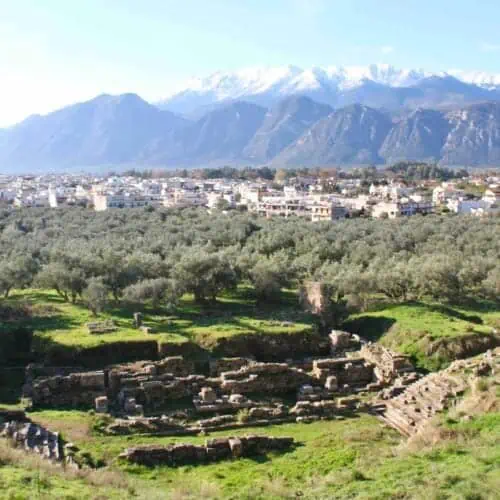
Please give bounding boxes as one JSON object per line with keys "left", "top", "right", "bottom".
{"left": 158, "top": 64, "right": 500, "bottom": 115}
{"left": 3, "top": 92, "right": 500, "bottom": 171}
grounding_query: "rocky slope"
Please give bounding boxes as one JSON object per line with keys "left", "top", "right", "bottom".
{"left": 243, "top": 95, "right": 332, "bottom": 162}
{"left": 4, "top": 95, "right": 500, "bottom": 169}
{"left": 274, "top": 104, "right": 392, "bottom": 165}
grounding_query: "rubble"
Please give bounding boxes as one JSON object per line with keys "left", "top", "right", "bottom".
{"left": 1, "top": 420, "right": 63, "bottom": 462}
{"left": 24, "top": 346, "right": 420, "bottom": 435}
{"left": 220, "top": 362, "right": 314, "bottom": 394}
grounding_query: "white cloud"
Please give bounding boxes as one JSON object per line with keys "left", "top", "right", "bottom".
{"left": 480, "top": 42, "right": 500, "bottom": 52}
{"left": 381, "top": 45, "right": 395, "bottom": 55}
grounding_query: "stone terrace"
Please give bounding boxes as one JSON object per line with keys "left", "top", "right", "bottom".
{"left": 380, "top": 348, "right": 500, "bottom": 436}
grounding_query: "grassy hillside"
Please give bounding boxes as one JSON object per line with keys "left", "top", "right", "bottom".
{"left": 3, "top": 288, "right": 318, "bottom": 367}
{"left": 3, "top": 290, "right": 500, "bottom": 371}
{"left": 344, "top": 300, "right": 500, "bottom": 371}
{"left": 2, "top": 407, "right": 495, "bottom": 499}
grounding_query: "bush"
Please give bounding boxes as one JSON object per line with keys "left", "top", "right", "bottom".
{"left": 236, "top": 409, "right": 251, "bottom": 424}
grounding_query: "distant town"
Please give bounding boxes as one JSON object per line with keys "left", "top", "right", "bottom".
{"left": 1, "top": 164, "right": 499, "bottom": 220}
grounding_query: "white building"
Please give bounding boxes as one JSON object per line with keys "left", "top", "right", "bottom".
{"left": 483, "top": 187, "right": 500, "bottom": 205}
{"left": 447, "top": 199, "right": 487, "bottom": 214}
{"left": 164, "top": 189, "right": 207, "bottom": 208}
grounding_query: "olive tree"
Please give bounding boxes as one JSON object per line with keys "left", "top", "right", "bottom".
{"left": 83, "top": 277, "right": 109, "bottom": 316}
{"left": 173, "top": 250, "right": 238, "bottom": 304}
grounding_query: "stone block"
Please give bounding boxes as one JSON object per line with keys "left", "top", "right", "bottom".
{"left": 325, "top": 376, "right": 338, "bottom": 391}
{"left": 228, "top": 393, "right": 247, "bottom": 404}
{"left": 95, "top": 396, "right": 109, "bottom": 414}
{"left": 228, "top": 437, "right": 243, "bottom": 458}
{"left": 330, "top": 330, "right": 352, "bottom": 351}
{"left": 79, "top": 372, "right": 105, "bottom": 389}
{"left": 199, "top": 387, "right": 217, "bottom": 404}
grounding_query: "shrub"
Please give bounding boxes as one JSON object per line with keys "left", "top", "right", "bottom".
{"left": 236, "top": 408, "right": 250, "bottom": 424}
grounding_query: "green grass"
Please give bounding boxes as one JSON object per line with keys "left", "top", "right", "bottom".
{"left": 344, "top": 300, "right": 500, "bottom": 371}
{"left": 4, "top": 288, "right": 316, "bottom": 366}
{"left": 0, "top": 465, "right": 122, "bottom": 500}
{"left": 22, "top": 408, "right": 500, "bottom": 499}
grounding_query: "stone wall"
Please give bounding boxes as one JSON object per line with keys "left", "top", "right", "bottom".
{"left": 29, "top": 371, "right": 106, "bottom": 407}
{"left": 220, "top": 362, "right": 314, "bottom": 394}
{"left": 26, "top": 348, "right": 409, "bottom": 413}
{"left": 119, "top": 435, "right": 294, "bottom": 466}
{"left": 312, "top": 358, "right": 374, "bottom": 386}
{"left": 209, "top": 357, "right": 251, "bottom": 377}
{"left": 210, "top": 331, "right": 330, "bottom": 360}
{"left": 360, "top": 344, "right": 414, "bottom": 383}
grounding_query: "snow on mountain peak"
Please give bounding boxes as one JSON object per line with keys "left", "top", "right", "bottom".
{"left": 182, "top": 65, "right": 304, "bottom": 99}
{"left": 167, "top": 64, "right": 435, "bottom": 100}
{"left": 160, "top": 64, "right": 500, "bottom": 115}
{"left": 168, "top": 64, "right": 500, "bottom": 99}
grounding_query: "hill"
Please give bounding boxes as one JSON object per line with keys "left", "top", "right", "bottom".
{"left": 4, "top": 95, "right": 500, "bottom": 169}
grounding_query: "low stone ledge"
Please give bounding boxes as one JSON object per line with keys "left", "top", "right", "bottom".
{"left": 119, "top": 435, "right": 294, "bottom": 466}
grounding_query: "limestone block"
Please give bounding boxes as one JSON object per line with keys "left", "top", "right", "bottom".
{"left": 228, "top": 437, "right": 243, "bottom": 458}
{"left": 199, "top": 387, "right": 217, "bottom": 404}
{"left": 133, "top": 312, "right": 143, "bottom": 328}
{"left": 228, "top": 393, "right": 247, "bottom": 404}
{"left": 325, "top": 376, "right": 338, "bottom": 391}
{"left": 95, "top": 396, "right": 109, "bottom": 414}
{"left": 330, "top": 330, "right": 352, "bottom": 351}
{"left": 79, "top": 372, "right": 105, "bottom": 389}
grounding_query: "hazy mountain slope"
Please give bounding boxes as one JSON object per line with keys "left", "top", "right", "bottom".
{"left": 179, "top": 101, "right": 267, "bottom": 162}
{"left": 380, "top": 109, "right": 451, "bottom": 163}
{"left": 4, "top": 93, "right": 500, "bottom": 169}
{"left": 405, "top": 76, "right": 500, "bottom": 108}
{"left": 243, "top": 96, "right": 332, "bottom": 162}
{"left": 0, "top": 94, "right": 187, "bottom": 169}
{"left": 274, "top": 104, "right": 392, "bottom": 165}
{"left": 441, "top": 102, "right": 500, "bottom": 165}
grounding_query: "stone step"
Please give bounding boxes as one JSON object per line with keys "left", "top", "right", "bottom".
{"left": 1, "top": 421, "right": 64, "bottom": 462}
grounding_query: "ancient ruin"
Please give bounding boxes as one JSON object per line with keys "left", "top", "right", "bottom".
{"left": 20, "top": 333, "right": 425, "bottom": 437}
{"left": 2, "top": 331, "right": 498, "bottom": 481}
{"left": 87, "top": 320, "right": 117, "bottom": 334}
{"left": 119, "top": 435, "right": 294, "bottom": 466}
{"left": 379, "top": 348, "right": 500, "bottom": 436}
{"left": 0, "top": 416, "right": 64, "bottom": 462}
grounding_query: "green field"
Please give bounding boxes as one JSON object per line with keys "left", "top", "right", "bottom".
{"left": 0, "top": 407, "right": 496, "bottom": 499}
{"left": 344, "top": 300, "right": 500, "bottom": 371}
{"left": 1, "top": 290, "right": 500, "bottom": 498}
{"left": 2, "top": 288, "right": 318, "bottom": 367}
{"left": 3, "top": 289, "right": 500, "bottom": 372}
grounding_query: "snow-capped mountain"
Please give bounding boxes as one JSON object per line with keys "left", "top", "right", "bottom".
{"left": 158, "top": 64, "right": 500, "bottom": 116}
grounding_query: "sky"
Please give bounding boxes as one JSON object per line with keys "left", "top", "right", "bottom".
{"left": 1, "top": 0, "right": 500, "bottom": 126}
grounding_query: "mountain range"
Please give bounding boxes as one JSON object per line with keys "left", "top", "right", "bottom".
{"left": 3, "top": 64, "right": 500, "bottom": 171}
{"left": 158, "top": 64, "right": 500, "bottom": 116}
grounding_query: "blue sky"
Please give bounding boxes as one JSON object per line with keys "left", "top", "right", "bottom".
{"left": 1, "top": 0, "right": 500, "bottom": 126}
